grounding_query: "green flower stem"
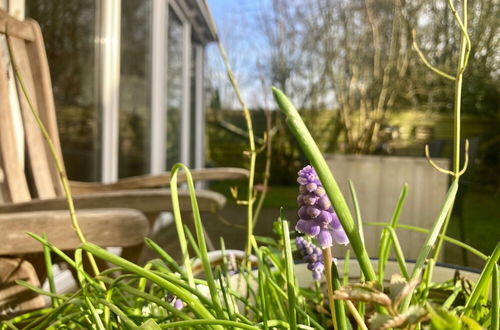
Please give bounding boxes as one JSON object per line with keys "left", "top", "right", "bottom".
{"left": 273, "top": 87, "right": 376, "bottom": 282}
{"left": 323, "top": 248, "right": 338, "bottom": 330}
{"left": 5, "top": 31, "right": 100, "bottom": 278}
{"left": 215, "top": 40, "right": 256, "bottom": 259}
{"left": 432, "top": 0, "right": 470, "bottom": 262}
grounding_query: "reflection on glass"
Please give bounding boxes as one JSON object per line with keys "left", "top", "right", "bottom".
{"left": 26, "top": 0, "right": 100, "bottom": 181}
{"left": 166, "top": 8, "right": 183, "bottom": 170}
{"left": 119, "top": 0, "right": 152, "bottom": 177}
{"left": 190, "top": 42, "right": 198, "bottom": 168}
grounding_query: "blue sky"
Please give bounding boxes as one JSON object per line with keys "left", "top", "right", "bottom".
{"left": 206, "top": 0, "right": 272, "bottom": 108}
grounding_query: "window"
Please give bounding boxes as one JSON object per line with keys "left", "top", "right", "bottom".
{"left": 118, "top": 0, "right": 152, "bottom": 177}
{"left": 26, "top": 0, "right": 100, "bottom": 181}
{"left": 165, "top": 8, "right": 183, "bottom": 170}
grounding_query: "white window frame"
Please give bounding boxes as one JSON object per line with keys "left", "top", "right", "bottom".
{"left": 150, "top": 0, "right": 167, "bottom": 174}
{"left": 194, "top": 44, "right": 205, "bottom": 169}
{"left": 99, "top": 0, "right": 121, "bottom": 183}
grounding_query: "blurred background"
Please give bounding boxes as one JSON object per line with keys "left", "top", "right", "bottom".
{"left": 17, "top": 0, "right": 498, "bottom": 267}
{"left": 205, "top": 0, "right": 499, "bottom": 267}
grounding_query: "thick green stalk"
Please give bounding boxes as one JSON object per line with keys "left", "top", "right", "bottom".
{"left": 273, "top": 87, "right": 376, "bottom": 281}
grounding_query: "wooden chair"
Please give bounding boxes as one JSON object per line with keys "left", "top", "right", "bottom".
{"left": 0, "top": 10, "right": 248, "bottom": 315}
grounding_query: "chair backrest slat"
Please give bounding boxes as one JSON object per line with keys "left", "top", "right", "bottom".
{"left": 0, "top": 10, "right": 68, "bottom": 202}
{"left": 25, "top": 20, "right": 64, "bottom": 196}
{"left": 0, "top": 40, "right": 31, "bottom": 203}
{"left": 9, "top": 34, "right": 56, "bottom": 200}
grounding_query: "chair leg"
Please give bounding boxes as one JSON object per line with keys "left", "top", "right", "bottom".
{"left": 121, "top": 243, "right": 145, "bottom": 264}
{"left": 0, "top": 257, "right": 46, "bottom": 316}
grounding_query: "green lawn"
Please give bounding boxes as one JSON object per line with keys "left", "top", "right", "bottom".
{"left": 211, "top": 181, "right": 499, "bottom": 266}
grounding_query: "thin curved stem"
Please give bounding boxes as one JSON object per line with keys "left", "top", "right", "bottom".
{"left": 412, "top": 30, "right": 456, "bottom": 81}
{"left": 424, "top": 145, "right": 455, "bottom": 177}
{"left": 5, "top": 26, "right": 100, "bottom": 277}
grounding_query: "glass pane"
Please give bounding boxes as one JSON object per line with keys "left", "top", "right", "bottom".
{"left": 26, "top": 0, "right": 100, "bottom": 182}
{"left": 119, "top": 0, "right": 152, "bottom": 177}
{"left": 190, "top": 42, "right": 198, "bottom": 168}
{"left": 166, "top": 8, "right": 183, "bottom": 170}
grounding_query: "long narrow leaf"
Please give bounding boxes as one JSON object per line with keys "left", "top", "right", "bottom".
{"left": 401, "top": 180, "right": 458, "bottom": 310}
{"left": 81, "top": 242, "right": 217, "bottom": 323}
{"left": 378, "top": 184, "right": 408, "bottom": 285}
{"left": 464, "top": 243, "right": 500, "bottom": 316}
{"left": 42, "top": 233, "right": 58, "bottom": 307}
{"left": 170, "top": 164, "right": 224, "bottom": 318}
{"left": 281, "top": 211, "right": 297, "bottom": 330}
{"left": 492, "top": 265, "right": 499, "bottom": 330}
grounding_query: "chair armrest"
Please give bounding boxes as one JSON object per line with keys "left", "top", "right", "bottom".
{"left": 0, "top": 189, "right": 226, "bottom": 215}
{"left": 69, "top": 167, "right": 249, "bottom": 194}
{"left": 0, "top": 209, "right": 148, "bottom": 255}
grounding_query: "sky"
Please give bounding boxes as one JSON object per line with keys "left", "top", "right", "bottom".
{"left": 205, "top": 0, "right": 272, "bottom": 109}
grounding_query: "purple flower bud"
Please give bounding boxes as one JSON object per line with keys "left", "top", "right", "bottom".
{"left": 306, "top": 182, "right": 318, "bottom": 192}
{"left": 303, "top": 194, "right": 318, "bottom": 205}
{"left": 332, "top": 228, "right": 349, "bottom": 245}
{"left": 317, "top": 196, "right": 332, "bottom": 210}
{"left": 317, "top": 210, "right": 332, "bottom": 224}
{"left": 314, "top": 186, "right": 326, "bottom": 197}
{"left": 173, "top": 297, "right": 183, "bottom": 310}
{"left": 296, "top": 237, "right": 325, "bottom": 281}
{"left": 298, "top": 206, "right": 309, "bottom": 220}
{"left": 306, "top": 206, "right": 321, "bottom": 218}
{"left": 317, "top": 229, "right": 333, "bottom": 248}
{"left": 296, "top": 165, "right": 349, "bottom": 247}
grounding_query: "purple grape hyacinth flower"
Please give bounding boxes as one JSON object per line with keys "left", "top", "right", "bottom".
{"left": 296, "top": 236, "right": 324, "bottom": 281}
{"left": 296, "top": 165, "right": 349, "bottom": 248}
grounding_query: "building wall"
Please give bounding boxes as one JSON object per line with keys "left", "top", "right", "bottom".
{"left": 6, "top": 0, "right": 211, "bottom": 182}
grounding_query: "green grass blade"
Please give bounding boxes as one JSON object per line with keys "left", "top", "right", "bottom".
{"left": 14, "top": 280, "right": 65, "bottom": 300}
{"left": 26, "top": 232, "right": 98, "bottom": 286}
{"left": 170, "top": 164, "right": 224, "bottom": 318}
{"left": 492, "top": 264, "right": 499, "bottom": 330}
{"left": 343, "top": 250, "right": 350, "bottom": 286}
{"left": 81, "top": 242, "right": 217, "bottom": 323}
{"left": 348, "top": 180, "right": 364, "bottom": 245}
{"left": 157, "top": 319, "right": 259, "bottom": 329}
{"left": 364, "top": 222, "right": 487, "bottom": 260}
{"left": 144, "top": 237, "right": 184, "bottom": 275}
{"left": 464, "top": 242, "right": 500, "bottom": 316}
{"left": 378, "top": 183, "right": 408, "bottom": 285}
{"left": 42, "top": 233, "right": 58, "bottom": 307}
{"left": 401, "top": 180, "right": 458, "bottom": 310}
{"left": 85, "top": 297, "right": 105, "bottom": 330}
{"left": 331, "top": 262, "right": 348, "bottom": 329}
{"left": 98, "top": 299, "right": 137, "bottom": 329}
{"left": 384, "top": 227, "right": 409, "bottom": 280}
{"left": 272, "top": 87, "right": 376, "bottom": 282}
{"left": 281, "top": 210, "right": 297, "bottom": 330}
